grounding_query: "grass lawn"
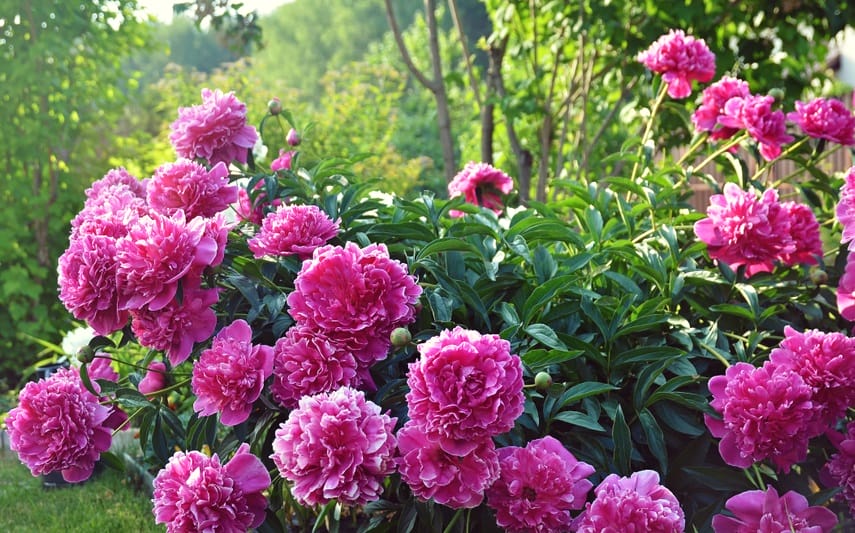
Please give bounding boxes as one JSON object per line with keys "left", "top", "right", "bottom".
{"left": 0, "top": 447, "right": 162, "bottom": 533}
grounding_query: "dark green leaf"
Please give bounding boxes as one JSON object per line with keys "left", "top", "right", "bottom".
{"left": 612, "top": 405, "right": 632, "bottom": 474}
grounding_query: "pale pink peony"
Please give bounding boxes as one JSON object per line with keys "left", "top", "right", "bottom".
{"left": 58, "top": 233, "right": 129, "bottom": 336}
{"left": 485, "top": 436, "right": 595, "bottom": 532}
{"left": 84, "top": 167, "right": 147, "bottom": 203}
{"left": 691, "top": 76, "right": 751, "bottom": 140}
{"left": 169, "top": 88, "right": 258, "bottom": 166}
{"left": 406, "top": 326, "right": 524, "bottom": 455}
{"left": 270, "top": 386, "right": 397, "bottom": 506}
{"left": 574, "top": 470, "right": 685, "bottom": 533}
{"left": 705, "top": 361, "right": 818, "bottom": 471}
{"left": 152, "top": 443, "right": 270, "bottom": 533}
{"left": 129, "top": 284, "right": 219, "bottom": 365}
{"left": 694, "top": 183, "right": 795, "bottom": 277}
{"left": 270, "top": 325, "right": 358, "bottom": 408}
{"left": 270, "top": 149, "right": 295, "bottom": 171}
{"left": 147, "top": 160, "right": 237, "bottom": 219}
{"left": 395, "top": 421, "right": 499, "bottom": 509}
{"left": 779, "top": 202, "right": 822, "bottom": 267}
{"left": 448, "top": 161, "right": 514, "bottom": 217}
{"left": 823, "top": 421, "right": 855, "bottom": 516}
{"left": 837, "top": 251, "right": 855, "bottom": 320}
{"left": 6, "top": 367, "right": 112, "bottom": 483}
{"left": 248, "top": 204, "right": 339, "bottom": 259}
{"left": 836, "top": 166, "right": 855, "bottom": 248}
{"left": 788, "top": 97, "right": 855, "bottom": 145}
{"left": 191, "top": 319, "right": 274, "bottom": 426}
{"left": 712, "top": 485, "right": 837, "bottom": 532}
{"left": 138, "top": 361, "right": 168, "bottom": 396}
{"left": 637, "top": 29, "right": 716, "bottom": 99}
{"left": 720, "top": 94, "right": 794, "bottom": 160}
{"left": 71, "top": 186, "right": 146, "bottom": 241}
{"left": 287, "top": 242, "right": 422, "bottom": 366}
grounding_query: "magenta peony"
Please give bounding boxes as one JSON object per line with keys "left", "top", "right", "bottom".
{"left": 152, "top": 443, "right": 270, "bottom": 533}
{"left": 191, "top": 319, "right": 274, "bottom": 426}
{"left": 705, "top": 361, "right": 818, "bottom": 471}
{"left": 574, "top": 470, "right": 685, "bottom": 532}
{"left": 395, "top": 421, "right": 499, "bottom": 509}
{"left": 637, "top": 29, "right": 716, "bottom": 99}
{"left": 406, "top": 326, "right": 524, "bottom": 455}
{"left": 485, "top": 436, "right": 595, "bottom": 532}
{"left": 788, "top": 97, "right": 855, "bottom": 145}
{"left": 779, "top": 201, "right": 822, "bottom": 267}
{"left": 138, "top": 361, "right": 168, "bottom": 397}
{"left": 147, "top": 160, "right": 237, "bottom": 219}
{"left": 447, "top": 161, "right": 514, "bottom": 217}
{"left": 84, "top": 166, "right": 147, "bottom": 203}
{"left": 711, "top": 485, "right": 837, "bottom": 532}
{"left": 169, "top": 88, "right": 258, "bottom": 166}
{"left": 693, "top": 183, "right": 795, "bottom": 277}
{"left": 271, "top": 148, "right": 295, "bottom": 171}
{"left": 248, "top": 204, "right": 339, "bottom": 259}
{"left": 720, "top": 94, "right": 794, "bottom": 160}
{"left": 823, "top": 421, "right": 855, "bottom": 516}
{"left": 287, "top": 242, "right": 422, "bottom": 366}
{"left": 838, "top": 251, "right": 855, "bottom": 320}
{"left": 202, "top": 212, "right": 232, "bottom": 269}
{"left": 270, "top": 324, "right": 358, "bottom": 408}
{"left": 270, "top": 386, "right": 397, "bottom": 506}
{"left": 691, "top": 76, "right": 751, "bottom": 140}
{"left": 6, "top": 367, "right": 112, "bottom": 483}
{"left": 836, "top": 166, "right": 855, "bottom": 248}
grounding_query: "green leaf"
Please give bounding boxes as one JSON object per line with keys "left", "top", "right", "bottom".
{"left": 639, "top": 408, "right": 668, "bottom": 473}
{"left": 612, "top": 405, "right": 632, "bottom": 474}
{"left": 115, "top": 388, "right": 153, "bottom": 410}
{"left": 633, "top": 356, "right": 680, "bottom": 409}
{"left": 524, "top": 323, "right": 568, "bottom": 350}
{"left": 551, "top": 410, "right": 605, "bottom": 432}
{"left": 98, "top": 451, "right": 126, "bottom": 472}
{"left": 521, "top": 348, "right": 583, "bottom": 372}
{"left": 559, "top": 381, "right": 618, "bottom": 409}
{"left": 415, "top": 238, "right": 481, "bottom": 262}
{"left": 522, "top": 274, "right": 575, "bottom": 324}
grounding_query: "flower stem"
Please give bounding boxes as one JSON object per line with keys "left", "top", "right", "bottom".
{"left": 631, "top": 81, "right": 670, "bottom": 183}
{"left": 750, "top": 136, "right": 810, "bottom": 185}
{"left": 443, "top": 508, "right": 465, "bottom": 533}
{"left": 690, "top": 131, "right": 750, "bottom": 175}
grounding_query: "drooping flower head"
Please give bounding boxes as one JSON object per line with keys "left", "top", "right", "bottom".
{"left": 406, "top": 326, "right": 524, "bottom": 456}
{"left": 270, "top": 386, "right": 397, "bottom": 506}
{"left": 271, "top": 149, "right": 295, "bottom": 172}
{"left": 720, "top": 94, "right": 794, "bottom": 160}
{"left": 779, "top": 201, "right": 822, "bottom": 267}
{"left": 395, "top": 421, "right": 499, "bottom": 509}
{"left": 6, "top": 367, "right": 112, "bottom": 483}
{"left": 823, "top": 421, "right": 855, "bottom": 517}
{"left": 152, "top": 443, "right": 270, "bottom": 533}
{"left": 788, "top": 97, "right": 855, "bottom": 145}
{"left": 169, "top": 88, "right": 258, "bottom": 166}
{"left": 248, "top": 204, "right": 339, "bottom": 259}
{"left": 574, "top": 470, "right": 685, "bottom": 532}
{"left": 138, "top": 361, "right": 168, "bottom": 397}
{"left": 147, "top": 160, "right": 238, "bottom": 219}
{"left": 637, "top": 29, "right": 716, "bottom": 99}
{"left": 448, "top": 162, "right": 514, "bottom": 217}
{"left": 711, "top": 485, "right": 837, "bottom": 532}
{"left": 192, "top": 319, "right": 274, "bottom": 426}
{"left": 691, "top": 76, "right": 752, "bottom": 140}
{"left": 485, "top": 436, "right": 595, "bottom": 532}
{"left": 836, "top": 166, "right": 855, "bottom": 248}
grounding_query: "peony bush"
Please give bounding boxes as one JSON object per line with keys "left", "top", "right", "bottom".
{"left": 6, "top": 28, "right": 855, "bottom": 531}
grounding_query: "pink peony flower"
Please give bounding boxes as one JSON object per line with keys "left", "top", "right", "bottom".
{"left": 270, "top": 149, "right": 295, "bottom": 171}
{"left": 779, "top": 202, "right": 822, "bottom": 267}
{"left": 236, "top": 180, "right": 282, "bottom": 225}
{"left": 485, "top": 436, "right": 595, "bottom": 532}
{"left": 823, "top": 421, "right": 855, "bottom": 516}
{"left": 693, "top": 183, "right": 795, "bottom": 277}
{"left": 691, "top": 76, "right": 752, "bottom": 141}
{"left": 71, "top": 187, "right": 146, "bottom": 241}
{"left": 705, "top": 361, "right": 818, "bottom": 471}
{"left": 88, "top": 355, "right": 128, "bottom": 432}
{"left": 6, "top": 367, "right": 112, "bottom": 483}
{"left": 129, "top": 284, "right": 219, "bottom": 366}
{"left": 169, "top": 88, "right": 258, "bottom": 166}
{"left": 270, "top": 386, "right": 397, "bottom": 506}
{"left": 448, "top": 162, "right": 514, "bottom": 217}
{"left": 836, "top": 166, "right": 855, "bottom": 248}
{"left": 287, "top": 242, "right": 422, "bottom": 366}
{"left": 191, "top": 319, "right": 274, "bottom": 426}
{"left": 837, "top": 251, "right": 855, "bottom": 320}
{"left": 788, "top": 97, "right": 855, "bottom": 145}
{"left": 712, "top": 485, "right": 837, "bottom": 532}
{"left": 84, "top": 167, "right": 147, "bottom": 203}
{"left": 637, "top": 29, "right": 716, "bottom": 99}
{"left": 248, "top": 204, "right": 339, "bottom": 259}
{"left": 574, "top": 470, "right": 685, "bottom": 533}
{"left": 406, "top": 326, "right": 524, "bottom": 455}
{"left": 147, "top": 160, "right": 238, "bottom": 219}
{"left": 138, "top": 361, "right": 168, "bottom": 397}
{"left": 202, "top": 212, "right": 232, "bottom": 269}
{"left": 395, "top": 421, "right": 499, "bottom": 509}
{"left": 270, "top": 324, "right": 358, "bottom": 408}
{"left": 58, "top": 233, "right": 129, "bottom": 336}
{"left": 152, "top": 443, "right": 270, "bottom": 533}
{"left": 720, "top": 94, "right": 794, "bottom": 160}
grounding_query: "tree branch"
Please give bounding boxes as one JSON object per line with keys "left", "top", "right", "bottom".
{"left": 383, "top": 0, "right": 437, "bottom": 91}
{"left": 447, "top": 0, "right": 481, "bottom": 108}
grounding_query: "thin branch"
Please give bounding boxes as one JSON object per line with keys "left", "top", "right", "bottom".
{"left": 448, "top": 0, "right": 481, "bottom": 108}
{"left": 383, "top": 0, "right": 436, "bottom": 91}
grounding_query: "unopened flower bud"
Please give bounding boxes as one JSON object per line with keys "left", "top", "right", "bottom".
{"left": 267, "top": 97, "right": 282, "bottom": 116}
{"left": 77, "top": 345, "right": 96, "bottom": 364}
{"left": 809, "top": 266, "right": 828, "bottom": 286}
{"left": 286, "top": 128, "right": 301, "bottom": 147}
{"left": 534, "top": 371, "right": 553, "bottom": 391}
{"left": 390, "top": 327, "right": 412, "bottom": 347}
{"left": 768, "top": 88, "right": 785, "bottom": 102}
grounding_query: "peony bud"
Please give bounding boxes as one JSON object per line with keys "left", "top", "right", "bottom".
{"left": 809, "top": 266, "right": 828, "bottom": 286}
{"left": 390, "top": 327, "right": 412, "bottom": 347}
{"left": 267, "top": 97, "right": 282, "bottom": 116}
{"left": 77, "top": 345, "right": 96, "bottom": 364}
{"left": 768, "top": 88, "right": 785, "bottom": 102}
{"left": 138, "top": 361, "right": 168, "bottom": 397}
{"left": 534, "top": 371, "right": 553, "bottom": 391}
{"left": 286, "top": 128, "right": 301, "bottom": 147}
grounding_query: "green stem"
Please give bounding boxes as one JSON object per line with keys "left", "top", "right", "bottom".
{"left": 630, "top": 81, "right": 669, "bottom": 183}
{"left": 111, "top": 406, "right": 144, "bottom": 435}
{"left": 443, "top": 508, "right": 465, "bottom": 533}
{"left": 751, "top": 464, "right": 767, "bottom": 490}
{"left": 690, "top": 131, "right": 750, "bottom": 174}
{"left": 768, "top": 141, "right": 842, "bottom": 190}
{"left": 676, "top": 132, "right": 711, "bottom": 166}
{"left": 749, "top": 136, "right": 810, "bottom": 184}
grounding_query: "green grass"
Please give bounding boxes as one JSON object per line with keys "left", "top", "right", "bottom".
{"left": 0, "top": 448, "right": 162, "bottom": 533}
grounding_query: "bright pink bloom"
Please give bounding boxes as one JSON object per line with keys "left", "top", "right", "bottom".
{"left": 203, "top": 212, "right": 232, "bottom": 269}
{"left": 169, "top": 88, "right": 258, "bottom": 166}
{"left": 84, "top": 167, "right": 147, "bottom": 203}
{"left": 779, "top": 202, "right": 822, "bottom": 266}
{"left": 270, "top": 149, "right": 295, "bottom": 171}
{"left": 485, "top": 436, "right": 595, "bottom": 532}
{"left": 191, "top": 319, "right": 274, "bottom": 426}
{"left": 248, "top": 204, "right": 339, "bottom": 259}
{"left": 720, "top": 95, "right": 794, "bottom": 160}
{"left": 691, "top": 76, "right": 751, "bottom": 140}
{"left": 712, "top": 485, "right": 837, "bottom": 532}
{"left": 788, "top": 97, "right": 855, "bottom": 145}
{"left": 694, "top": 183, "right": 795, "bottom": 277}
{"left": 823, "top": 421, "right": 855, "bottom": 516}
{"left": 637, "top": 29, "right": 716, "bottom": 99}
{"left": 71, "top": 185, "right": 146, "bottom": 241}
{"left": 705, "top": 361, "right": 817, "bottom": 471}
{"left": 129, "top": 284, "right": 218, "bottom": 366}
{"left": 138, "top": 361, "right": 168, "bottom": 396}
{"left": 395, "top": 421, "right": 499, "bottom": 509}
{"left": 286, "top": 128, "right": 301, "bottom": 147}
{"left": 270, "top": 386, "right": 396, "bottom": 506}
{"left": 406, "top": 326, "right": 524, "bottom": 455}
{"left": 837, "top": 251, "right": 855, "bottom": 320}
{"left": 287, "top": 242, "right": 422, "bottom": 366}
{"left": 6, "top": 367, "right": 112, "bottom": 483}
{"left": 88, "top": 355, "right": 128, "bottom": 431}
{"left": 147, "top": 160, "right": 237, "bottom": 219}
{"left": 836, "top": 166, "right": 855, "bottom": 248}
{"left": 448, "top": 162, "right": 514, "bottom": 217}
{"left": 270, "top": 325, "right": 358, "bottom": 408}
{"left": 575, "top": 470, "right": 684, "bottom": 532}
{"left": 152, "top": 443, "right": 270, "bottom": 533}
